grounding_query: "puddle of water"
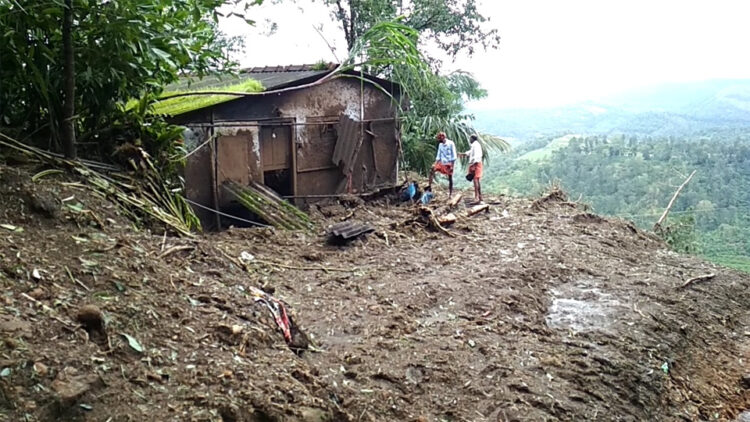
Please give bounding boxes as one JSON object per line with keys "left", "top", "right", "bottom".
{"left": 546, "top": 281, "right": 622, "bottom": 333}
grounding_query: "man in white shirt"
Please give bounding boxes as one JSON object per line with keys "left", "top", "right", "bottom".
{"left": 459, "top": 134, "right": 483, "bottom": 204}
{"left": 428, "top": 132, "right": 457, "bottom": 196}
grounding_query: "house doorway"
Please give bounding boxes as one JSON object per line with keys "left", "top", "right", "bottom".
{"left": 260, "top": 124, "right": 294, "bottom": 197}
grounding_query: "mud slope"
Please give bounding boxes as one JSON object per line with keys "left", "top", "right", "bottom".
{"left": 0, "top": 163, "right": 748, "bottom": 422}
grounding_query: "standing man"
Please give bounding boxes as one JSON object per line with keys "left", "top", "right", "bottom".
{"left": 428, "top": 132, "right": 457, "bottom": 196}
{"left": 460, "top": 134, "right": 484, "bottom": 204}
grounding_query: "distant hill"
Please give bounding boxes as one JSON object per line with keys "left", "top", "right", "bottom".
{"left": 473, "top": 79, "right": 750, "bottom": 138}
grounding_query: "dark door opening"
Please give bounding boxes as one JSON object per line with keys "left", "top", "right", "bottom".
{"left": 260, "top": 125, "right": 293, "bottom": 197}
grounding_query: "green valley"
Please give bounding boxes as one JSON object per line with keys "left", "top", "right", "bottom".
{"left": 473, "top": 79, "right": 750, "bottom": 272}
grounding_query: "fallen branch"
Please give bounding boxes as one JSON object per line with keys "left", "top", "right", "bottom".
{"left": 679, "top": 273, "right": 715, "bottom": 289}
{"left": 65, "top": 265, "right": 91, "bottom": 291}
{"left": 418, "top": 206, "right": 454, "bottom": 237}
{"left": 255, "top": 259, "right": 356, "bottom": 273}
{"left": 20, "top": 292, "right": 78, "bottom": 329}
{"left": 157, "top": 245, "right": 195, "bottom": 259}
{"left": 0, "top": 132, "right": 199, "bottom": 236}
{"left": 654, "top": 170, "right": 696, "bottom": 231}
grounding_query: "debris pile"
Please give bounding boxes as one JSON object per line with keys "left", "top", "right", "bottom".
{"left": 224, "top": 181, "right": 315, "bottom": 232}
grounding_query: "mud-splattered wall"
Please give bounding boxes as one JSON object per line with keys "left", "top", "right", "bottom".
{"left": 174, "top": 77, "right": 400, "bottom": 229}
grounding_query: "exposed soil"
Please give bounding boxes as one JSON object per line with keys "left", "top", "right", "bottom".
{"left": 0, "top": 163, "right": 748, "bottom": 421}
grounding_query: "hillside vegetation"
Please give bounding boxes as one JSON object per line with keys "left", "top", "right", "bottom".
{"left": 474, "top": 79, "right": 750, "bottom": 273}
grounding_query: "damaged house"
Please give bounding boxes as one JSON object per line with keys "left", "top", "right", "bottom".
{"left": 162, "top": 64, "right": 402, "bottom": 229}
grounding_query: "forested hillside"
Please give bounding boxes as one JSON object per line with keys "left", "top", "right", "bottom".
{"left": 478, "top": 131, "right": 750, "bottom": 271}
{"left": 474, "top": 80, "right": 750, "bottom": 272}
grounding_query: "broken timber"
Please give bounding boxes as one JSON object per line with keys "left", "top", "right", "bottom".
{"left": 447, "top": 193, "right": 463, "bottom": 209}
{"left": 679, "top": 273, "right": 716, "bottom": 289}
{"left": 467, "top": 204, "right": 490, "bottom": 217}
{"left": 418, "top": 206, "right": 454, "bottom": 237}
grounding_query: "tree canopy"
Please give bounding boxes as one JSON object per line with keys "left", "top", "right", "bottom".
{"left": 0, "top": 0, "right": 254, "bottom": 157}
{"left": 319, "top": 1, "right": 507, "bottom": 174}
{"left": 320, "top": 0, "right": 500, "bottom": 59}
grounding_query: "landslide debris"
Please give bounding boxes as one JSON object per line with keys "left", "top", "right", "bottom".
{"left": 0, "top": 163, "right": 748, "bottom": 422}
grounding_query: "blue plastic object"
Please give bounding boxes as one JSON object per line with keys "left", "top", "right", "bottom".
{"left": 401, "top": 182, "right": 417, "bottom": 201}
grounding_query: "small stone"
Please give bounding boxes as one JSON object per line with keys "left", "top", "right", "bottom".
{"left": 28, "top": 287, "right": 47, "bottom": 300}
{"left": 299, "top": 407, "right": 328, "bottom": 422}
{"left": 468, "top": 339, "right": 476, "bottom": 348}
{"left": 0, "top": 315, "right": 31, "bottom": 335}
{"left": 33, "top": 361, "right": 49, "bottom": 377}
{"left": 231, "top": 325, "right": 243, "bottom": 335}
{"left": 51, "top": 367, "right": 102, "bottom": 406}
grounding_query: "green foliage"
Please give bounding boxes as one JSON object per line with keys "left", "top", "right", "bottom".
{"left": 339, "top": 20, "right": 508, "bottom": 174}
{"left": 317, "top": 0, "right": 500, "bottom": 58}
{"left": 150, "top": 79, "right": 265, "bottom": 116}
{"left": 0, "top": 0, "right": 254, "bottom": 155}
{"left": 657, "top": 213, "right": 700, "bottom": 254}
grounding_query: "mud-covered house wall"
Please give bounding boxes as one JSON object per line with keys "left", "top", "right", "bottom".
{"left": 175, "top": 77, "right": 400, "bottom": 229}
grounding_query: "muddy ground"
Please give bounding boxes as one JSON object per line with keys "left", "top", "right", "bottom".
{"left": 0, "top": 163, "right": 748, "bottom": 421}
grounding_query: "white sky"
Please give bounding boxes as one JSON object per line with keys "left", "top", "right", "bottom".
{"left": 220, "top": 0, "right": 750, "bottom": 109}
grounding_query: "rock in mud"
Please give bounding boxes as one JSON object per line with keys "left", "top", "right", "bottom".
{"left": 0, "top": 314, "right": 31, "bottom": 337}
{"left": 298, "top": 407, "right": 329, "bottom": 422}
{"left": 742, "top": 373, "right": 750, "bottom": 389}
{"left": 736, "top": 410, "right": 750, "bottom": 422}
{"left": 75, "top": 304, "right": 104, "bottom": 332}
{"left": 50, "top": 367, "right": 102, "bottom": 405}
{"left": 28, "top": 287, "right": 48, "bottom": 300}
{"left": 24, "top": 189, "right": 59, "bottom": 218}
{"left": 33, "top": 362, "right": 49, "bottom": 377}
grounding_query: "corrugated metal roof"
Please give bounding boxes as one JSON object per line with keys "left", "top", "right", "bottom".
{"left": 328, "top": 221, "right": 374, "bottom": 241}
{"left": 243, "top": 69, "right": 329, "bottom": 90}
{"left": 168, "top": 64, "right": 336, "bottom": 92}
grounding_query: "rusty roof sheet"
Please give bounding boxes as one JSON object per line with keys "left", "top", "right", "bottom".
{"left": 332, "top": 114, "right": 363, "bottom": 173}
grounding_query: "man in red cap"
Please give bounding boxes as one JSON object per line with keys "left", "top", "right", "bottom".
{"left": 428, "top": 132, "right": 457, "bottom": 196}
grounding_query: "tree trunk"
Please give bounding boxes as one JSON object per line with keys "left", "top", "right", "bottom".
{"left": 653, "top": 170, "right": 696, "bottom": 231}
{"left": 61, "top": 0, "right": 77, "bottom": 159}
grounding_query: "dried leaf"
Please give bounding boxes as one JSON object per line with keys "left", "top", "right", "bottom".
{"left": 1, "top": 224, "right": 23, "bottom": 233}
{"left": 120, "top": 333, "right": 144, "bottom": 353}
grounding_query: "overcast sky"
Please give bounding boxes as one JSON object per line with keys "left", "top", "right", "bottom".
{"left": 220, "top": 0, "right": 750, "bottom": 109}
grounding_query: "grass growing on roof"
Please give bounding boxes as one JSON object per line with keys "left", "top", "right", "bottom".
{"left": 151, "top": 79, "right": 264, "bottom": 116}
